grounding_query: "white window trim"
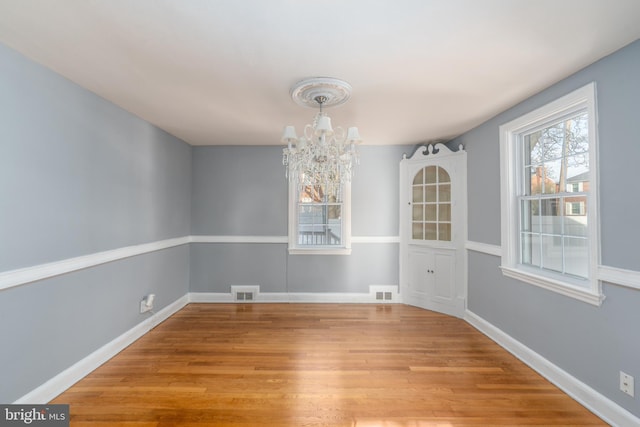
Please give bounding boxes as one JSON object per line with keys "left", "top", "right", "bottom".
{"left": 287, "top": 181, "right": 352, "bottom": 255}
{"left": 499, "top": 82, "right": 603, "bottom": 305}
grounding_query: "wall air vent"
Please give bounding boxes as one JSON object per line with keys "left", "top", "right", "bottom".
{"left": 376, "top": 291, "right": 394, "bottom": 301}
{"left": 235, "top": 291, "right": 254, "bottom": 301}
{"left": 231, "top": 285, "right": 260, "bottom": 302}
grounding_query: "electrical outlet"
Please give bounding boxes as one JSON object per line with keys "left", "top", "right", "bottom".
{"left": 620, "top": 371, "right": 634, "bottom": 397}
{"left": 140, "top": 294, "right": 155, "bottom": 314}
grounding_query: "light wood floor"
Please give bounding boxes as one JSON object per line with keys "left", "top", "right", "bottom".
{"left": 51, "top": 304, "right": 606, "bottom": 426}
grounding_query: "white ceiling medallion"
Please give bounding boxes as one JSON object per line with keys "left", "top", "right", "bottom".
{"left": 290, "top": 77, "right": 352, "bottom": 109}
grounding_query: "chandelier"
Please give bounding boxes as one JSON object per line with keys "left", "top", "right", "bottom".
{"left": 281, "top": 77, "right": 362, "bottom": 190}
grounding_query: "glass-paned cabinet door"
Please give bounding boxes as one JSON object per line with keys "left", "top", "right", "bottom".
{"left": 412, "top": 166, "right": 451, "bottom": 241}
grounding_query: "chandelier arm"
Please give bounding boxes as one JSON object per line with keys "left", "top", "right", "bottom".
{"left": 333, "top": 126, "right": 345, "bottom": 144}
{"left": 303, "top": 124, "right": 314, "bottom": 141}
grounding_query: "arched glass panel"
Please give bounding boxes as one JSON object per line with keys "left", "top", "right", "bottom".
{"left": 411, "top": 166, "right": 451, "bottom": 241}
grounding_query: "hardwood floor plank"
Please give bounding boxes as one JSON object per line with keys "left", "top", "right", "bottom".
{"left": 51, "top": 304, "right": 606, "bottom": 426}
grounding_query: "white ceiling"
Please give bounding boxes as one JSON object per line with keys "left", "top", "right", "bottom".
{"left": 1, "top": 1, "right": 639, "bottom": 146}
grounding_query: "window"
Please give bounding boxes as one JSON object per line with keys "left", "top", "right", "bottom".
{"left": 567, "top": 182, "right": 583, "bottom": 193}
{"left": 499, "top": 83, "right": 602, "bottom": 305}
{"left": 566, "top": 201, "right": 585, "bottom": 216}
{"left": 288, "top": 179, "right": 351, "bottom": 255}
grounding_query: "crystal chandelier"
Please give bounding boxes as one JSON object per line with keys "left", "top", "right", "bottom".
{"left": 282, "top": 77, "right": 362, "bottom": 190}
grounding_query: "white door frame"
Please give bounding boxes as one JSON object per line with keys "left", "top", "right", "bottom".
{"left": 399, "top": 143, "right": 468, "bottom": 317}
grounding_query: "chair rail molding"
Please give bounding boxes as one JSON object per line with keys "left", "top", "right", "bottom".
{"left": 0, "top": 235, "right": 401, "bottom": 292}
{"left": 3, "top": 236, "right": 637, "bottom": 294}
{"left": 0, "top": 236, "right": 190, "bottom": 291}
{"left": 598, "top": 265, "right": 640, "bottom": 290}
{"left": 464, "top": 241, "right": 640, "bottom": 293}
{"left": 465, "top": 240, "right": 503, "bottom": 257}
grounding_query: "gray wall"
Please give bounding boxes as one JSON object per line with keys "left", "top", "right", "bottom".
{"left": 191, "top": 146, "right": 287, "bottom": 236}
{"left": 452, "top": 39, "right": 640, "bottom": 417}
{"left": 0, "top": 43, "right": 192, "bottom": 402}
{"left": 190, "top": 145, "right": 408, "bottom": 293}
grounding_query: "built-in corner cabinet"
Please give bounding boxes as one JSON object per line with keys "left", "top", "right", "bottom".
{"left": 400, "top": 143, "right": 467, "bottom": 317}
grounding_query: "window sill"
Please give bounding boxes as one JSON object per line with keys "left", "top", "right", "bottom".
{"left": 288, "top": 247, "right": 352, "bottom": 256}
{"left": 499, "top": 265, "right": 604, "bottom": 306}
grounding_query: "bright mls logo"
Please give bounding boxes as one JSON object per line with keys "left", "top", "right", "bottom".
{"left": 0, "top": 405, "right": 69, "bottom": 426}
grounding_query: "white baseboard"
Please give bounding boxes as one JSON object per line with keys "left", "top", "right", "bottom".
{"left": 14, "top": 294, "right": 189, "bottom": 404}
{"left": 464, "top": 309, "right": 639, "bottom": 427}
{"left": 189, "top": 292, "right": 384, "bottom": 303}
{"left": 189, "top": 292, "right": 235, "bottom": 303}
{"left": 189, "top": 286, "right": 400, "bottom": 304}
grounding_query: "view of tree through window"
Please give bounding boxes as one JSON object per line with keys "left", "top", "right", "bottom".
{"left": 520, "top": 111, "right": 590, "bottom": 278}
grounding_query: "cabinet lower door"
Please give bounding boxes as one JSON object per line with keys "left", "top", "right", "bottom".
{"left": 406, "top": 246, "right": 457, "bottom": 316}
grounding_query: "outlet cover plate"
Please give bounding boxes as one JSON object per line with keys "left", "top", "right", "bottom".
{"left": 140, "top": 300, "right": 152, "bottom": 314}
{"left": 620, "top": 371, "right": 635, "bottom": 397}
